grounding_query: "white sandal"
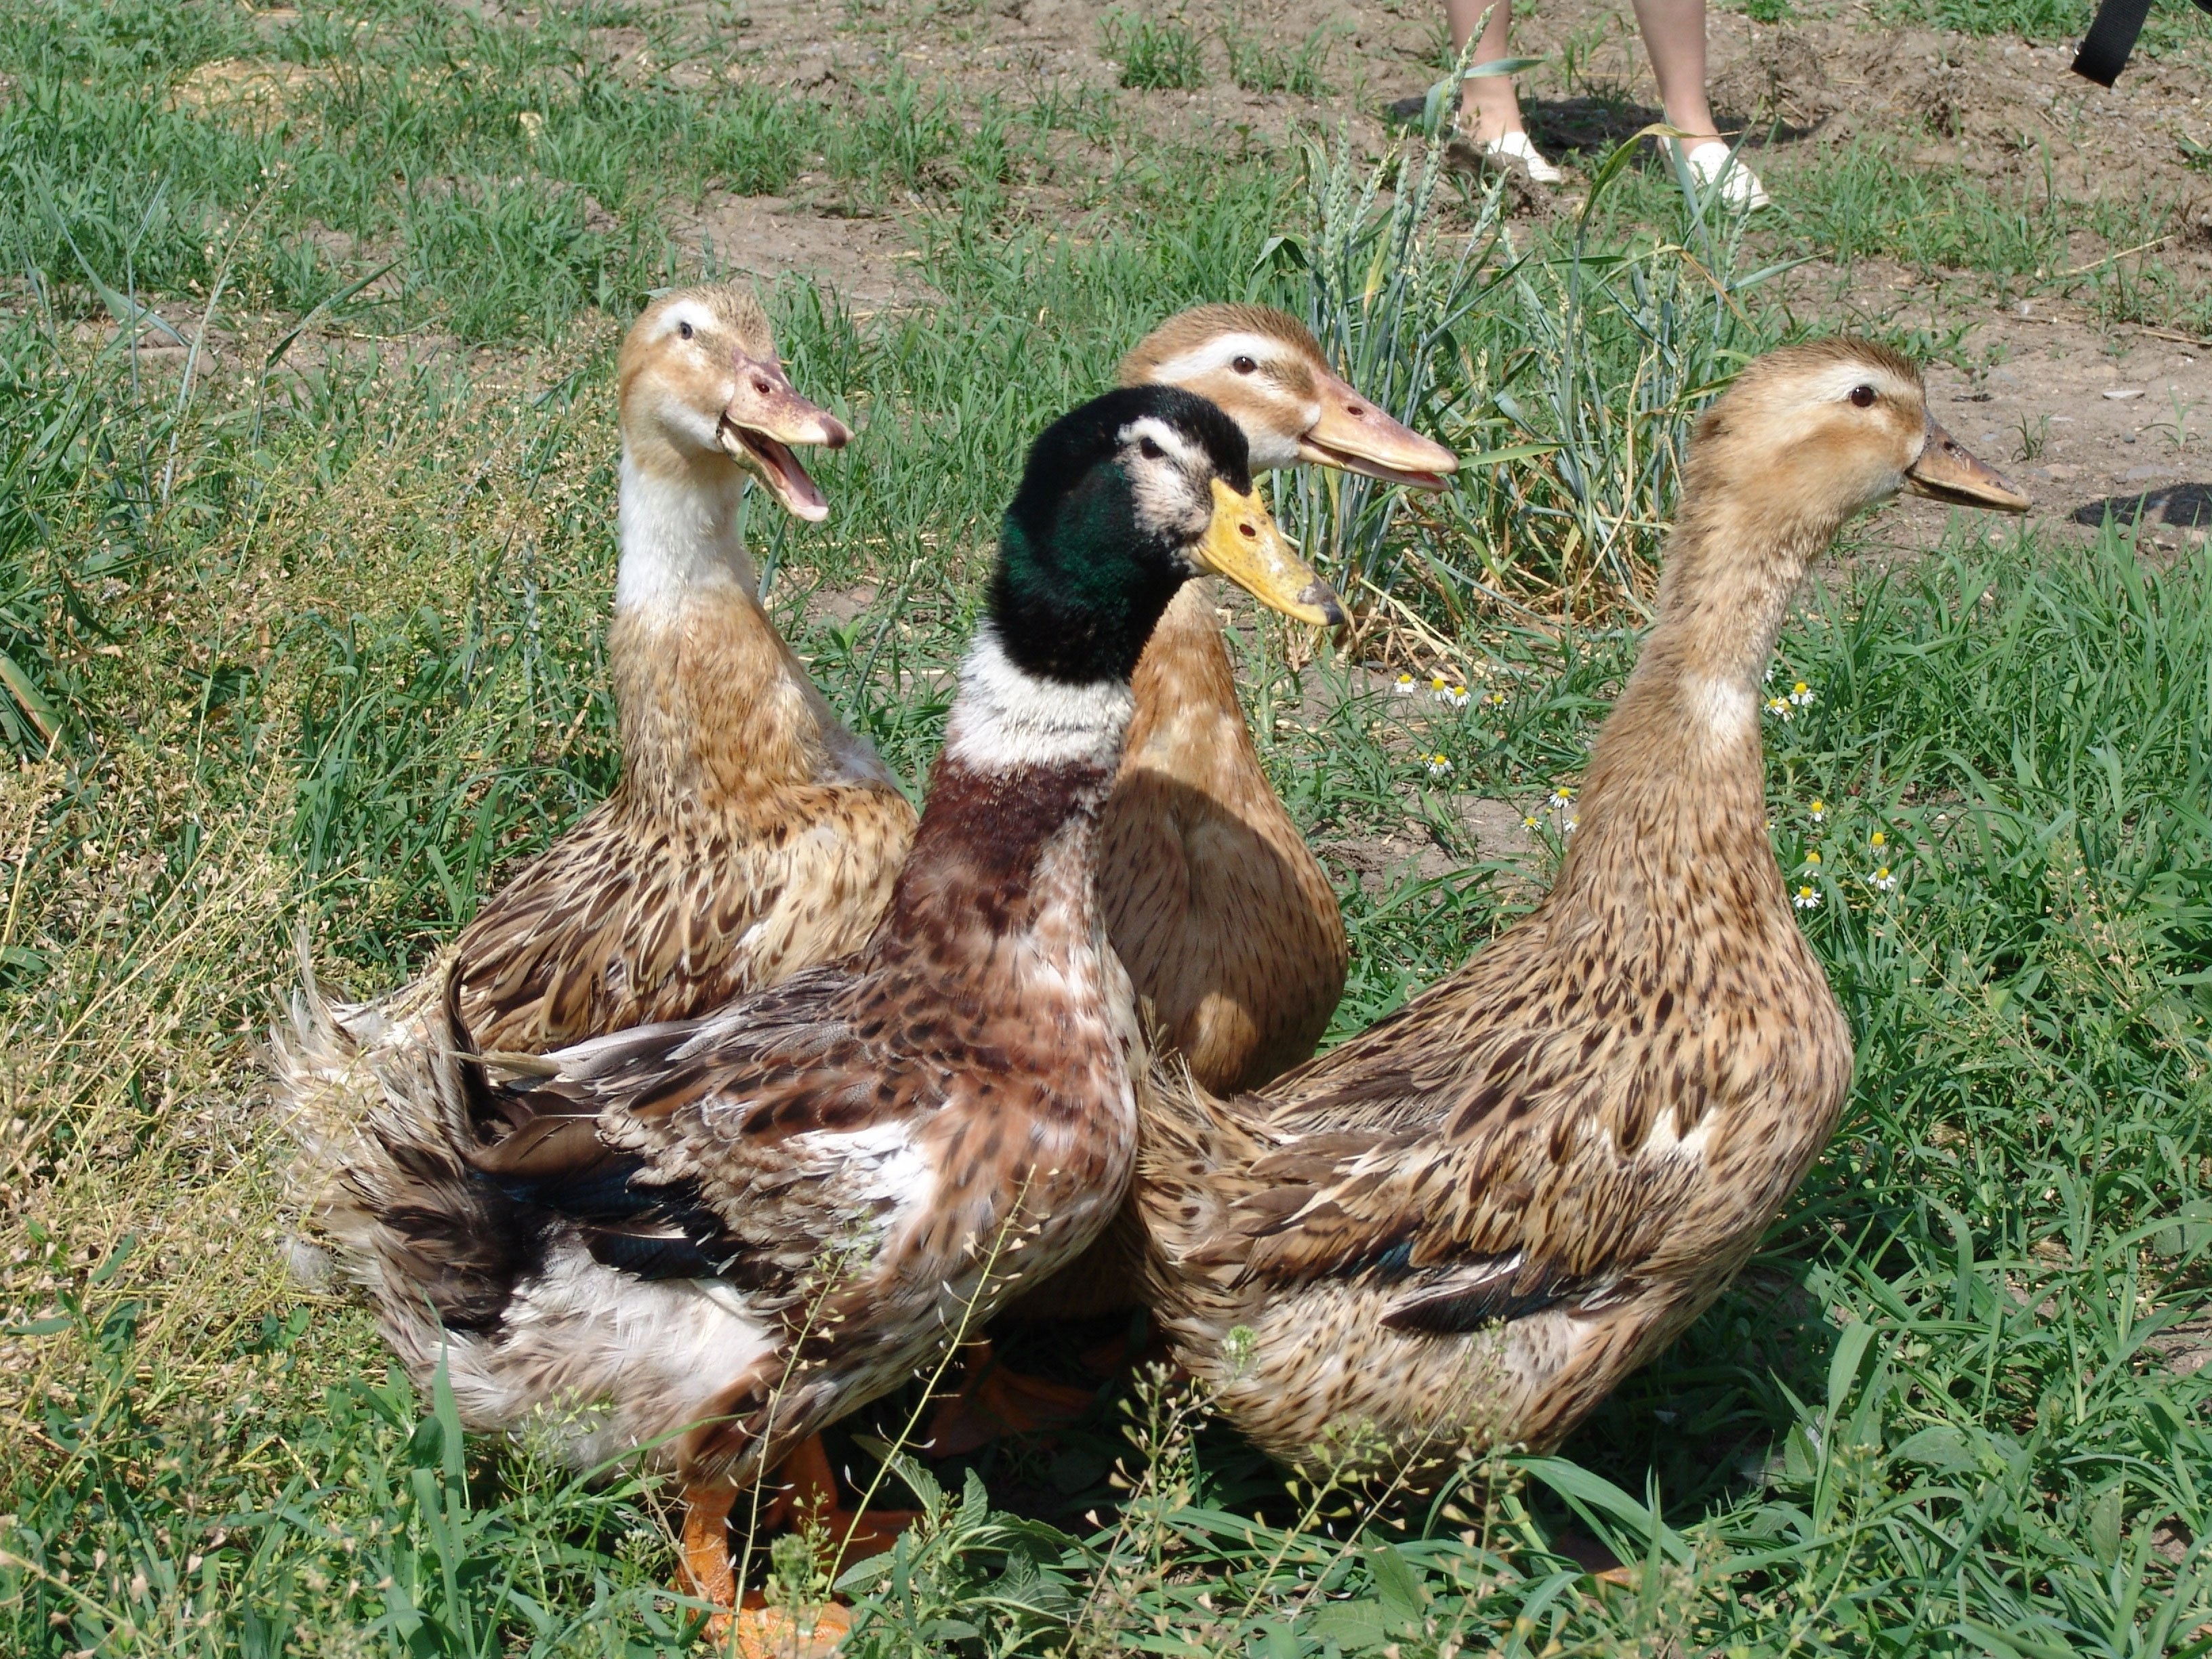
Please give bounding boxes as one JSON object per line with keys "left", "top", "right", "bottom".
{"left": 1679, "top": 140, "right": 1770, "bottom": 210}
{"left": 1485, "top": 130, "right": 1563, "bottom": 186}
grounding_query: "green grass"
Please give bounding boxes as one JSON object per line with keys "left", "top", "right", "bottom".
{"left": 5, "top": 1, "right": 2212, "bottom": 1655}
{"left": 1099, "top": 9, "right": 1207, "bottom": 92}
{"left": 1870, "top": 0, "right": 2212, "bottom": 53}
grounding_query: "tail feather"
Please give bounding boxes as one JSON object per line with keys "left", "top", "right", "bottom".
{"left": 272, "top": 940, "right": 532, "bottom": 1358}
{"left": 272, "top": 943, "right": 790, "bottom": 1475}
{"left": 1131, "top": 1057, "right": 1273, "bottom": 1323}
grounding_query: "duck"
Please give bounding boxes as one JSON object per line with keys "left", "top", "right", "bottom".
{"left": 1109, "top": 304, "right": 1458, "bottom": 1095}
{"left": 1133, "top": 339, "right": 2029, "bottom": 1481}
{"left": 299, "top": 386, "right": 1345, "bottom": 1614}
{"left": 930, "top": 306, "right": 1456, "bottom": 1431}
{"left": 278, "top": 283, "right": 902, "bottom": 1158}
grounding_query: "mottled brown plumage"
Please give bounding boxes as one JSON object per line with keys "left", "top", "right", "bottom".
{"left": 1136, "top": 339, "right": 2030, "bottom": 1480}
{"left": 276, "top": 285, "right": 903, "bottom": 1164}
{"left": 449, "top": 580, "right": 909, "bottom": 1051}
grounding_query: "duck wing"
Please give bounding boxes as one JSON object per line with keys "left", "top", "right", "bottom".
{"left": 1210, "top": 961, "right": 1787, "bottom": 1332}
{"left": 469, "top": 961, "right": 937, "bottom": 1307}
{"left": 451, "top": 787, "right": 908, "bottom": 1052}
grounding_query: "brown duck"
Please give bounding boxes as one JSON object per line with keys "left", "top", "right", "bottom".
{"left": 1134, "top": 340, "right": 2029, "bottom": 1479}
{"left": 279, "top": 284, "right": 903, "bottom": 1145}
{"left": 1111, "top": 304, "right": 1457, "bottom": 1094}
{"left": 449, "top": 285, "right": 897, "bottom": 1048}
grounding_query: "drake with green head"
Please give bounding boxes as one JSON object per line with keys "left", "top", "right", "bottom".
{"left": 300, "top": 384, "right": 1340, "bottom": 1614}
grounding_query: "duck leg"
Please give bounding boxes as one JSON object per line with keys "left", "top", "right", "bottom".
{"left": 674, "top": 1481, "right": 740, "bottom": 1631}
{"left": 781, "top": 1433, "right": 924, "bottom": 1560}
{"left": 923, "top": 1339, "right": 1100, "bottom": 1458}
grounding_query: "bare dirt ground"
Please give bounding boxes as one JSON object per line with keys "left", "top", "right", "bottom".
{"left": 631, "top": 0, "right": 2212, "bottom": 538}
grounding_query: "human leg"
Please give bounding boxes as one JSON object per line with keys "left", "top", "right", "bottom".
{"left": 1443, "top": 0, "right": 1561, "bottom": 182}
{"left": 1630, "top": 0, "right": 1769, "bottom": 207}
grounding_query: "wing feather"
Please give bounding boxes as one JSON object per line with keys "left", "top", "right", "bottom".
{"left": 1209, "top": 930, "right": 1734, "bottom": 1321}
{"left": 451, "top": 786, "right": 909, "bottom": 1052}
{"left": 471, "top": 961, "right": 937, "bottom": 1307}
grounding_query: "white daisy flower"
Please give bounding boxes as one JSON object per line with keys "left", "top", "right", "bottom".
{"left": 1788, "top": 680, "right": 1816, "bottom": 708}
{"left": 1868, "top": 865, "right": 1897, "bottom": 893}
{"left": 1809, "top": 798, "right": 1826, "bottom": 822}
{"left": 1424, "top": 753, "right": 1453, "bottom": 778}
{"left": 1793, "top": 884, "right": 1822, "bottom": 910}
{"left": 1393, "top": 672, "right": 1416, "bottom": 696}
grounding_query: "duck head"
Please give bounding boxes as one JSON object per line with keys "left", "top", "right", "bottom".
{"left": 989, "top": 386, "right": 1346, "bottom": 685}
{"left": 1120, "top": 304, "right": 1457, "bottom": 490}
{"left": 616, "top": 284, "right": 852, "bottom": 521}
{"left": 1686, "top": 337, "right": 2030, "bottom": 548}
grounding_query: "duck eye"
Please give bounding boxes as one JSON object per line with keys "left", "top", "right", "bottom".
{"left": 678, "top": 320, "right": 695, "bottom": 340}
{"left": 1849, "top": 384, "right": 1876, "bottom": 408}
{"left": 1232, "top": 355, "right": 1257, "bottom": 375}
{"left": 1139, "top": 436, "right": 1165, "bottom": 460}
{"left": 1239, "top": 520, "right": 1256, "bottom": 538}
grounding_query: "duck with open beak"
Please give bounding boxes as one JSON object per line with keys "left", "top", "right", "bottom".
{"left": 713, "top": 347, "right": 851, "bottom": 523}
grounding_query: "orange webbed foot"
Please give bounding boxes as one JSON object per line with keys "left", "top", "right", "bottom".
{"left": 672, "top": 1473, "right": 859, "bottom": 1654}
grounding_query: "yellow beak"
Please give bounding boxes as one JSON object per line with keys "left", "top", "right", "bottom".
{"left": 1192, "top": 478, "right": 1347, "bottom": 628}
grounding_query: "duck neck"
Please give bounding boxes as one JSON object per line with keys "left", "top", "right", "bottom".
{"left": 874, "top": 620, "right": 1135, "bottom": 963}
{"left": 615, "top": 444, "right": 759, "bottom": 607}
{"left": 1551, "top": 494, "right": 1837, "bottom": 909}
{"left": 607, "top": 446, "right": 853, "bottom": 811}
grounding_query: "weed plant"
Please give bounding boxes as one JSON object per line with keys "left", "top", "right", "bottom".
{"left": 1098, "top": 9, "right": 1206, "bottom": 92}
{"left": 1226, "top": 22, "right": 1337, "bottom": 98}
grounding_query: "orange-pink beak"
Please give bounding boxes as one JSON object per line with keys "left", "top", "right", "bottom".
{"left": 1296, "top": 371, "right": 1458, "bottom": 491}
{"left": 716, "top": 352, "right": 853, "bottom": 523}
{"left": 1904, "top": 417, "right": 2030, "bottom": 513}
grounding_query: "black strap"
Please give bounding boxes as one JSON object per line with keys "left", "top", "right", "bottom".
{"left": 2076, "top": 0, "right": 2212, "bottom": 86}
{"left": 2074, "top": 0, "right": 2154, "bottom": 85}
